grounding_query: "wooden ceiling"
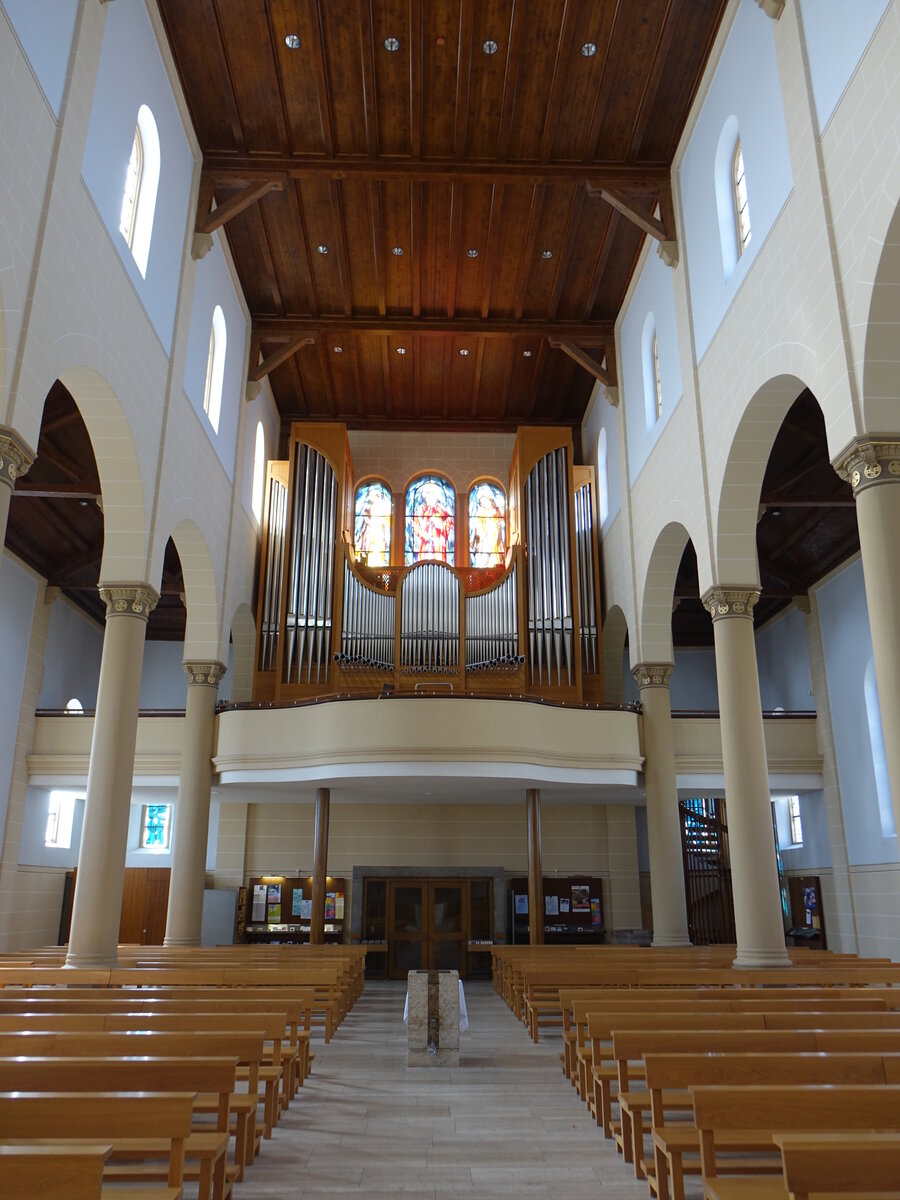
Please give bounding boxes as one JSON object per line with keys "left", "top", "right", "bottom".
{"left": 158, "top": 0, "right": 727, "bottom": 432}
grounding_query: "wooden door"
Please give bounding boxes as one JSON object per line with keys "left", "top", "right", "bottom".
{"left": 63, "top": 867, "right": 170, "bottom": 946}
{"left": 388, "top": 881, "right": 425, "bottom": 977}
{"left": 428, "top": 881, "right": 466, "bottom": 973}
{"left": 386, "top": 879, "right": 468, "bottom": 978}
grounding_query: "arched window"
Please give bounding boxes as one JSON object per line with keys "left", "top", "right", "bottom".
{"left": 405, "top": 475, "right": 455, "bottom": 565}
{"left": 355, "top": 480, "right": 393, "bottom": 567}
{"left": 468, "top": 481, "right": 506, "bottom": 567}
{"left": 64, "top": 697, "right": 83, "bottom": 715}
{"left": 203, "top": 305, "right": 227, "bottom": 433}
{"left": 119, "top": 104, "right": 160, "bottom": 278}
{"left": 595, "top": 429, "right": 609, "bottom": 526}
{"left": 864, "top": 658, "right": 895, "bottom": 838}
{"left": 251, "top": 422, "right": 266, "bottom": 524}
{"left": 642, "top": 313, "right": 662, "bottom": 430}
{"left": 732, "top": 138, "right": 752, "bottom": 256}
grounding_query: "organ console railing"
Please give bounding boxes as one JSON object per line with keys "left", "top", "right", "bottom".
{"left": 253, "top": 423, "right": 603, "bottom": 703}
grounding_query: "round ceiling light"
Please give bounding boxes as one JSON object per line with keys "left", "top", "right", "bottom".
{"left": 466, "top": 247, "right": 479, "bottom": 258}
{"left": 396, "top": 347, "right": 407, "bottom": 355}
{"left": 523, "top": 349, "right": 533, "bottom": 357}
{"left": 459, "top": 348, "right": 470, "bottom": 357}
{"left": 316, "top": 244, "right": 329, "bottom": 255}
{"left": 333, "top": 345, "right": 343, "bottom": 354}
{"left": 391, "top": 246, "right": 404, "bottom": 256}
{"left": 581, "top": 41, "right": 597, "bottom": 57}
{"left": 482, "top": 38, "right": 499, "bottom": 55}
{"left": 541, "top": 249, "right": 553, "bottom": 259}
{"left": 384, "top": 36, "right": 400, "bottom": 52}
{"left": 284, "top": 33, "right": 301, "bottom": 50}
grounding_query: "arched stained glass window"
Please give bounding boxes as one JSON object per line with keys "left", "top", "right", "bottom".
{"left": 733, "top": 137, "right": 752, "bottom": 256}
{"left": 405, "top": 475, "right": 455, "bottom": 565}
{"left": 355, "top": 480, "right": 393, "bottom": 567}
{"left": 468, "top": 481, "right": 506, "bottom": 567}
{"left": 119, "top": 104, "right": 160, "bottom": 279}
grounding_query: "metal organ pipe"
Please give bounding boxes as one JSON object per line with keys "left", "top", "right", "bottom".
{"left": 400, "top": 562, "right": 459, "bottom": 674}
{"left": 574, "top": 483, "right": 598, "bottom": 674}
{"left": 464, "top": 563, "right": 521, "bottom": 671}
{"left": 525, "top": 448, "right": 574, "bottom": 686}
{"left": 258, "top": 477, "right": 287, "bottom": 673}
{"left": 336, "top": 558, "right": 396, "bottom": 671}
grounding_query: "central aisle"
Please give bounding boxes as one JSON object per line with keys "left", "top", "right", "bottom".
{"left": 245, "top": 979, "right": 650, "bottom": 1199}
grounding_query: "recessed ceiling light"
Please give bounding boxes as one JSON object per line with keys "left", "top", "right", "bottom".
{"left": 396, "top": 346, "right": 407, "bottom": 355}
{"left": 316, "top": 244, "right": 329, "bottom": 255}
{"left": 284, "top": 33, "right": 301, "bottom": 50}
{"left": 482, "top": 38, "right": 499, "bottom": 55}
{"left": 384, "top": 36, "right": 400, "bottom": 52}
{"left": 523, "top": 349, "right": 533, "bottom": 357}
{"left": 391, "top": 246, "right": 404, "bottom": 256}
{"left": 466, "top": 247, "right": 479, "bottom": 258}
{"left": 459, "top": 348, "right": 470, "bottom": 357}
{"left": 541, "top": 249, "right": 553, "bottom": 259}
{"left": 333, "top": 345, "right": 343, "bottom": 354}
{"left": 581, "top": 41, "right": 597, "bottom": 57}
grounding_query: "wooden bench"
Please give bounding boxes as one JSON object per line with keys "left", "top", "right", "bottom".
{"left": 0, "top": 1091, "right": 195, "bottom": 1195}
{"left": 0, "top": 1144, "right": 116, "bottom": 1200}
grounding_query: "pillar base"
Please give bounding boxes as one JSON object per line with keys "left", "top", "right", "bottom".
{"left": 651, "top": 934, "right": 692, "bottom": 948}
{"left": 163, "top": 936, "right": 201, "bottom": 948}
{"left": 64, "top": 951, "right": 119, "bottom": 969}
{"left": 733, "top": 949, "right": 792, "bottom": 969}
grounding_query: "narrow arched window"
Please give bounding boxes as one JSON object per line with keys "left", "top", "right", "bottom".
{"left": 733, "top": 138, "right": 752, "bottom": 256}
{"left": 596, "top": 429, "right": 609, "bottom": 526}
{"left": 405, "top": 475, "right": 455, "bottom": 565}
{"left": 251, "top": 422, "right": 266, "bottom": 524}
{"left": 355, "top": 480, "right": 393, "bottom": 567}
{"left": 203, "top": 305, "right": 227, "bottom": 433}
{"left": 64, "top": 697, "right": 83, "bottom": 715}
{"left": 642, "top": 313, "right": 662, "bottom": 430}
{"left": 119, "top": 105, "right": 160, "bottom": 278}
{"left": 652, "top": 330, "right": 663, "bottom": 420}
{"left": 468, "top": 481, "right": 506, "bottom": 567}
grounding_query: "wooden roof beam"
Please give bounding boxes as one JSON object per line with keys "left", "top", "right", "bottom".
{"left": 192, "top": 175, "right": 286, "bottom": 259}
{"left": 248, "top": 330, "right": 317, "bottom": 385}
{"left": 586, "top": 183, "right": 678, "bottom": 268}
{"left": 548, "top": 338, "right": 619, "bottom": 407}
{"left": 252, "top": 316, "right": 614, "bottom": 339}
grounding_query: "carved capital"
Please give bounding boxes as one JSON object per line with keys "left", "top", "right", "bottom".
{"left": 832, "top": 434, "right": 900, "bottom": 496}
{"left": 184, "top": 661, "right": 227, "bottom": 688}
{"left": 98, "top": 583, "right": 159, "bottom": 622}
{"left": 632, "top": 663, "right": 673, "bottom": 689}
{"left": 701, "top": 586, "right": 760, "bottom": 622}
{"left": 0, "top": 426, "right": 36, "bottom": 490}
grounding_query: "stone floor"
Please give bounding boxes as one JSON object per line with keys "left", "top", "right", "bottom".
{"left": 241, "top": 979, "right": 653, "bottom": 1199}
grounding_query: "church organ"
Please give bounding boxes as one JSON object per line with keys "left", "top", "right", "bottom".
{"left": 253, "top": 424, "right": 603, "bottom": 704}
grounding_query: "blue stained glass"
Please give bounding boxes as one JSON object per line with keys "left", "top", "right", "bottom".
{"left": 355, "top": 481, "right": 392, "bottom": 567}
{"left": 405, "top": 476, "right": 455, "bottom": 564}
{"left": 142, "top": 804, "right": 171, "bottom": 850}
{"left": 468, "top": 482, "right": 506, "bottom": 567}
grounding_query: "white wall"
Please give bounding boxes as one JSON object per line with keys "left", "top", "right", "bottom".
{"left": 679, "top": 0, "right": 793, "bottom": 359}
{"left": 799, "top": 0, "right": 892, "bottom": 134}
{"left": 0, "top": 0, "right": 77, "bottom": 117}
{"left": 670, "top": 648, "right": 719, "bottom": 711}
{"left": 37, "top": 598, "right": 103, "bottom": 710}
{"left": 774, "top": 790, "right": 832, "bottom": 873}
{"left": 80, "top": 0, "right": 193, "bottom": 352}
{"left": 756, "top": 607, "right": 814, "bottom": 711}
{"left": 0, "top": 555, "right": 38, "bottom": 846}
{"left": 581, "top": 383, "right": 622, "bottom": 534}
{"left": 240, "top": 382, "right": 279, "bottom": 527}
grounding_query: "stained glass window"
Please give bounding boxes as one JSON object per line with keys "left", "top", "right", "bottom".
{"left": 141, "top": 804, "right": 172, "bottom": 851}
{"left": 468, "top": 482, "right": 506, "bottom": 567}
{"left": 405, "top": 475, "right": 455, "bottom": 564}
{"left": 355, "top": 481, "right": 393, "bottom": 567}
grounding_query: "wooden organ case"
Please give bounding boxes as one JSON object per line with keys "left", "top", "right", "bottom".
{"left": 253, "top": 424, "right": 604, "bottom": 704}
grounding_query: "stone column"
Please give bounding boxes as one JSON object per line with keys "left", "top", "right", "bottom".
{"left": 834, "top": 437, "right": 900, "bottom": 838}
{"left": 526, "top": 788, "right": 544, "bottom": 945}
{"left": 633, "top": 664, "right": 691, "bottom": 946}
{"left": 163, "top": 661, "right": 226, "bottom": 947}
{"left": 701, "top": 588, "right": 791, "bottom": 968}
{"left": 66, "top": 585, "right": 157, "bottom": 968}
{"left": 0, "top": 428, "right": 35, "bottom": 567}
{"left": 309, "top": 787, "right": 330, "bottom": 945}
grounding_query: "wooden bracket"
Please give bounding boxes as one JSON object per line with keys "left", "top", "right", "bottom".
{"left": 548, "top": 337, "right": 617, "bottom": 396}
{"left": 249, "top": 330, "right": 317, "bottom": 384}
{"left": 586, "top": 183, "right": 678, "bottom": 267}
{"left": 195, "top": 173, "right": 286, "bottom": 238}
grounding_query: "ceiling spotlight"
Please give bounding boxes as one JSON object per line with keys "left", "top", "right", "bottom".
{"left": 316, "top": 244, "right": 329, "bottom": 255}
{"left": 384, "top": 36, "right": 400, "bottom": 52}
{"left": 333, "top": 345, "right": 344, "bottom": 354}
{"left": 79, "top": 498, "right": 91, "bottom": 507}
{"left": 523, "top": 349, "right": 533, "bottom": 357}
{"left": 396, "top": 346, "right": 407, "bottom": 355}
{"left": 466, "top": 247, "right": 479, "bottom": 258}
{"left": 459, "top": 348, "right": 470, "bottom": 357}
{"left": 581, "top": 41, "right": 597, "bottom": 57}
{"left": 284, "top": 33, "right": 301, "bottom": 50}
{"left": 391, "top": 246, "right": 404, "bottom": 256}
{"left": 541, "top": 249, "right": 553, "bottom": 259}
{"left": 482, "top": 38, "right": 499, "bottom": 55}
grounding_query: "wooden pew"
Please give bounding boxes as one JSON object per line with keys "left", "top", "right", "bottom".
{"left": 0, "top": 1145, "right": 113, "bottom": 1200}
{"left": 0, "top": 1057, "right": 236, "bottom": 1200}
{"left": 0, "top": 1091, "right": 195, "bottom": 1196}
{"left": 775, "top": 1132, "right": 900, "bottom": 1200}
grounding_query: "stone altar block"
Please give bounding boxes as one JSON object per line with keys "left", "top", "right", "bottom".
{"left": 406, "top": 969, "right": 460, "bottom": 1067}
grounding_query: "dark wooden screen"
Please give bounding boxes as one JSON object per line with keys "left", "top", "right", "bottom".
{"left": 678, "top": 797, "right": 736, "bottom": 945}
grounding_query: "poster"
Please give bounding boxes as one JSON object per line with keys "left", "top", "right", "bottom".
{"left": 325, "top": 893, "right": 336, "bottom": 920}
{"left": 559, "top": 897, "right": 570, "bottom": 913}
{"left": 291, "top": 890, "right": 305, "bottom": 917}
{"left": 545, "top": 895, "right": 559, "bottom": 916}
{"left": 266, "top": 883, "right": 282, "bottom": 904}
{"left": 299, "top": 898, "right": 312, "bottom": 920}
{"left": 590, "top": 898, "right": 602, "bottom": 927}
{"left": 571, "top": 884, "right": 590, "bottom": 912}
{"left": 514, "top": 893, "right": 529, "bottom": 915}
{"left": 251, "top": 884, "right": 267, "bottom": 922}
{"left": 267, "top": 902, "right": 281, "bottom": 923}
{"left": 336, "top": 893, "right": 344, "bottom": 919}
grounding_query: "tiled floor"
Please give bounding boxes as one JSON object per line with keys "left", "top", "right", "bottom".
{"left": 243, "top": 979, "right": 652, "bottom": 1199}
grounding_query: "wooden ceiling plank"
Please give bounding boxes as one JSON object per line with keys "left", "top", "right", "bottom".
{"left": 548, "top": 185, "right": 586, "bottom": 318}
{"left": 581, "top": 0, "right": 622, "bottom": 162}
{"left": 316, "top": 336, "right": 339, "bottom": 418}
{"left": 250, "top": 333, "right": 317, "bottom": 383}
{"left": 411, "top": 181, "right": 422, "bottom": 317}
{"left": 329, "top": 180, "right": 354, "bottom": 316}
{"left": 513, "top": 184, "right": 544, "bottom": 320}
{"left": 409, "top": 0, "right": 422, "bottom": 159}
{"left": 368, "top": 181, "right": 388, "bottom": 316}
{"left": 538, "top": 0, "right": 575, "bottom": 163}
{"left": 469, "top": 337, "right": 486, "bottom": 420}
{"left": 254, "top": 314, "right": 614, "bottom": 337}
{"left": 446, "top": 181, "right": 463, "bottom": 318}
{"left": 256, "top": 193, "right": 289, "bottom": 315}
{"left": 11, "top": 484, "right": 100, "bottom": 500}
{"left": 496, "top": 0, "right": 525, "bottom": 159}
{"left": 357, "top": 0, "right": 380, "bottom": 156}
{"left": 758, "top": 555, "right": 808, "bottom": 595}
{"left": 288, "top": 354, "right": 310, "bottom": 420}
{"left": 34, "top": 443, "right": 83, "bottom": 485}
{"left": 479, "top": 184, "right": 505, "bottom": 319}
{"left": 210, "top": 0, "right": 250, "bottom": 153}
{"left": 547, "top": 338, "right": 610, "bottom": 385}
{"left": 454, "top": 0, "right": 475, "bottom": 156}
{"left": 304, "top": 0, "right": 335, "bottom": 155}
{"left": 197, "top": 177, "right": 285, "bottom": 235}
{"left": 581, "top": 207, "right": 616, "bottom": 320}
{"left": 441, "top": 338, "right": 453, "bottom": 419}
{"left": 627, "top": 0, "right": 677, "bottom": 161}
{"left": 526, "top": 341, "right": 548, "bottom": 420}
{"left": 292, "top": 179, "right": 322, "bottom": 313}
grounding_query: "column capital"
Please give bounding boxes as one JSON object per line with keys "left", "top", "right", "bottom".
{"left": 632, "top": 663, "right": 673, "bottom": 689}
{"left": 832, "top": 434, "right": 900, "bottom": 496}
{"left": 184, "top": 661, "right": 227, "bottom": 688}
{"left": 98, "top": 583, "right": 159, "bottom": 622}
{"left": 0, "top": 426, "right": 36, "bottom": 490}
{"left": 700, "top": 586, "right": 760, "bottom": 622}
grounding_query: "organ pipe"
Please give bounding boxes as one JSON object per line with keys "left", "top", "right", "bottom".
{"left": 258, "top": 474, "right": 287, "bottom": 673}
{"left": 400, "top": 562, "right": 459, "bottom": 674}
{"left": 525, "top": 447, "right": 574, "bottom": 686}
{"left": 574, "top": 482, "right": 599, "bottom": 674}
{"left": 465, "top": 562, "right": 523, "bottom": 670}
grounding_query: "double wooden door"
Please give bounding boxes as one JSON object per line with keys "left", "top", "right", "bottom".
{"left": 387, "top": 879, "right": 467, "bottom": 979}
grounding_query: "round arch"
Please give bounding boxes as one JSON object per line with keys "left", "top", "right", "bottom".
{"left": 228, "top": 602, "right": 256, "bottom": 704}
{"left": 166, "top": 517, "right": 220, "bottom": 663}
{"left": 862, "top": 198, "right": 900, "bottom": 431}
{"left": 601, "top": 604, "right": 631, "bottom": 704}
{"left": 639, "top": 521, "right": 694, "bottom": 665}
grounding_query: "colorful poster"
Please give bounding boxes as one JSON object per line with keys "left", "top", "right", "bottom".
{"left": 266, "top": 883, "right": 282, "bottom": 905}
{"left": 514, "top": 893, "right": 528, "bottom": 915}
{"left": 325, "top": 892, "right": 336, "bottom": 920}
{"left": 251, "top": 884, "right": 267, "bottom": 922}
{"left": 571, "top": 884, "right": 590, "bottom": 912}
{"left": 336, "top": 893, "right": 345, "bottom": 919}
{"left": 291, "top": 890, "right": 305, "bottom": 917}
{"left": 267, "top": 903, "right": 281, "bottom": 923}
{"left": 559, "top": 897, "right": 570, "bottom": 913}
{"left": 545, "top": 895, "right": 559, "bottom": 915}
{"left": 590, "top": 898, "right": 602, "bottom": 927}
